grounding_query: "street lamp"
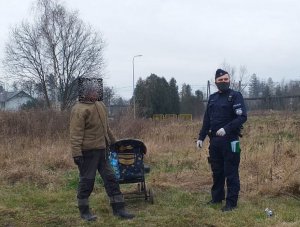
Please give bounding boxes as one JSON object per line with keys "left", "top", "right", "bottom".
{"left": 132, "top": 54, "right": 143, "bottom": 119}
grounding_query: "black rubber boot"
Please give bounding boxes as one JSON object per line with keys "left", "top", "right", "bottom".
{"left": 79, "top": 205, "right": 97, "bottom": 221}
{"left": 111, "top": 202, "right": 135, "bottom": 219}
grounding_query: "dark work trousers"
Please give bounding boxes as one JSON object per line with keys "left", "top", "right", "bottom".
{"left": 77, "top": 149, "right": 122, "bottom": 202}
{"left": 208, "top": 137, "right": 241, "bottom": 207}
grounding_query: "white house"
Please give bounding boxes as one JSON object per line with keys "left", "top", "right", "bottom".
{"left": 0, "top": 91, "right": 34, "bottom": 111}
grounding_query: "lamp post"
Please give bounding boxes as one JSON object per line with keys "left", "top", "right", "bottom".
{"left": 132, "top": 54, "right": 143, "bottom": 119}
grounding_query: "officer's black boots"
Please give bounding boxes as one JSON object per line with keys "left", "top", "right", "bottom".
{"left": 78, "top": 205, "right": 97, "bottom": 221}
{"left": 111, "top": 202, "right": 135, "bottom": 219}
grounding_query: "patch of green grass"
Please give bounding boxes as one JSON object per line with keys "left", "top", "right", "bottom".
{"left": 150, "top": 158, "right": 178, "bottom": 173}
{"left": 64, "top": 170, "right": 104, "bottom": 190}
{"left": 151, "top": 152, "right": 197, "bottom": 174}
{"left": 0, "top": 183, "right": 299, "bottom": 227}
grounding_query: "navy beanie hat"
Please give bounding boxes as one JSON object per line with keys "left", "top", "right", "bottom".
{"left": 215, "top": 69, "right": 229, "bottom": 79}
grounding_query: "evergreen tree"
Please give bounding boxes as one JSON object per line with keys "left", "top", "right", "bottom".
{"left": 169, "top": 78, "right": 180, "bottom": 114}
{"left": 249, "top": 74, "right": 260, "bottom": 98}
{"left": 135, "top": 74, "right": 180, "bottom": 117}
{"left": 180, "top": 83, "right": 193, "bottom": 114}
{"left": 180, "top": 84, "right": 205, "bottom": 117}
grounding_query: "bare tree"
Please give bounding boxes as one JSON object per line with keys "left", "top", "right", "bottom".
{"left": 3, "top": 0, "right": 105, "bottom": 110}
{"left": 21, "top": 80, "right": 36, "bottom": 96}
{"left": 222, "top": 61, "right": 236, "bottom": 80}
{"left": 236, "top": 65, "right": 249, "bottom": 92}
{"left": 221, "top": 60, "right": 249, "bottom": 93}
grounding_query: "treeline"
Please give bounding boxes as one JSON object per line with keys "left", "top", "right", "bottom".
{"left": 248, "top": 74, "right": 300, "bottom": 98}
{"left": 134, "top": 74, "right": 205, "bottom": 118}
{"left": 134, "top": 73, "right": 300, "bottom": 116}
{"left": 7, "top": 72, "right": 300, "bottom": 114}
{"left": 247, "top": 74, "right": 300, "bottom": 110}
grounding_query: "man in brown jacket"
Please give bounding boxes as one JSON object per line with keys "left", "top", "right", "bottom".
{"left": 70, "top": 80, "right": 134, "bottom": 221}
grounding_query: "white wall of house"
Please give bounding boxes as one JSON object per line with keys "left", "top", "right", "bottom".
{"left": 5, "top": 96, "right": 32, "bottom": 111}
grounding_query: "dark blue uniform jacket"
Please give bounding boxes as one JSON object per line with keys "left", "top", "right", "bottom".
{"left": 198, "top": 89, "right": 247, "bottom": 141}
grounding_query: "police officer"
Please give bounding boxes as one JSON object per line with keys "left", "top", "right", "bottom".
{"left": 70, "top": 79, "right": 134, "bottom": 221}
{"left": 197, "top": 69, "right": 247, "bottom": 212}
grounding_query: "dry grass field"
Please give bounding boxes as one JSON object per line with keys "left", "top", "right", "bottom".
{"left": 0, "top": 110, "right": 299, "bottom": 226}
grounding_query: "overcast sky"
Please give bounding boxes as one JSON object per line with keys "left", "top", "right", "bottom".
{"left": 0, "top": 0, "right": 300, "bottom": 98}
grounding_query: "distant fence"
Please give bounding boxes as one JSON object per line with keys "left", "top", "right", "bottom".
{"left": 244, "top": 96, "right": 300, "bottom": 111}
{"left": 152, "top": 114, "right": 193, "bottom": 121}
{"left": 203, "top": 95, "right": 300, "bottom": 111}
{"left": 109, "top": 95, "right": 300, "bottom": 120}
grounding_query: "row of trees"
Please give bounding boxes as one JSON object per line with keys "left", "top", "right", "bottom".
{"left": 249, "top": 74, "right": 300, "bottom": 98}
{"left": 247, "top": 74, "right": 300, "bottom": 110}
{"left": 133, "top": 72, "right": 300, "bottom": 116}
{"left": 134, "top": 74, "right": 205, "bottom": 118}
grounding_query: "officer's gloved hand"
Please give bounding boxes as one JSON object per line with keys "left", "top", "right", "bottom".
{"left": 73, "top": 156, "right": 84, "bottom": 167}
{"left": 196, "top": 140, "right": 203, "bottom": 149}
{"left": 216, "top": 128, "right": 226, "bottom": 136}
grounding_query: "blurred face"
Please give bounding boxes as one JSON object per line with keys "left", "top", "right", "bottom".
{"left": 215, "top": 74, "right": 230, "bottom": 92}
{"left": 85, "top": 90, "right": 98, "bottom": 102}
{"left": 79, "top": 79, "right": 102, "bottom": 103}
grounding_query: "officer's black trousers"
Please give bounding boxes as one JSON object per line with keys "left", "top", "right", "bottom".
{"left": 209, "top": 137, "right": 240, "bottom": 207}
{"left": 77, "top": 149, "right": 122, "bottom": 201}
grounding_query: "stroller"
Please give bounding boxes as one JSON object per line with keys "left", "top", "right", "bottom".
{"left": 109, "top": 139, "right": 154, "bottom": 203}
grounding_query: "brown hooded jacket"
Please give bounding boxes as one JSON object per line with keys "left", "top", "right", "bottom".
{"left": 70, "top": 101, "right": 116, "bottom": 157}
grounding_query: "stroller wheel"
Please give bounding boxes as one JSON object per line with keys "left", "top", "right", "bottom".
{"left": 148, "top": 188, "right": 154, "bottom": 204}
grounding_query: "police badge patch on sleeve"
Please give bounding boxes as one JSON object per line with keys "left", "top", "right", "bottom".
{"left": 235, "top": 108, "right": 243, "bottom": 115}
